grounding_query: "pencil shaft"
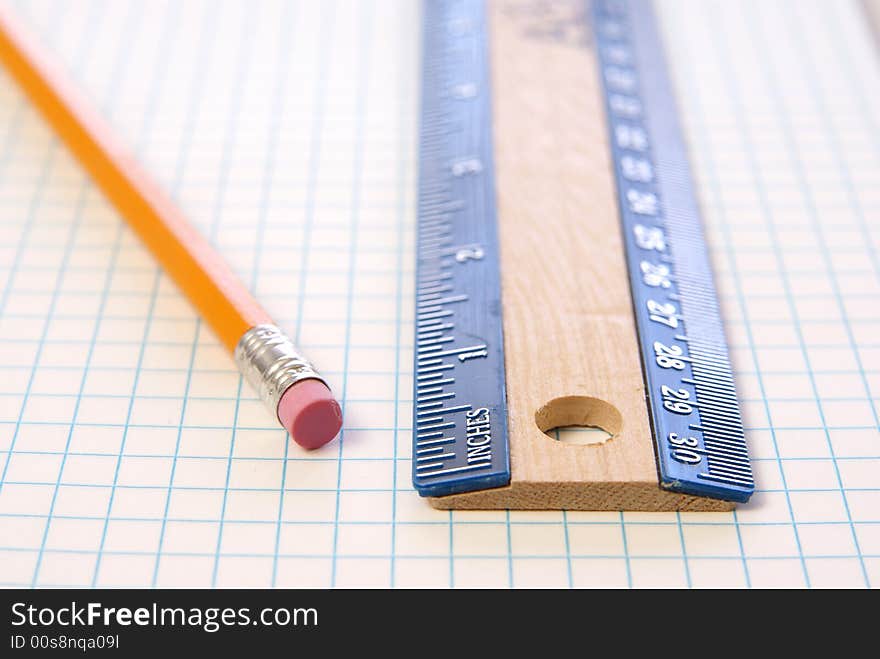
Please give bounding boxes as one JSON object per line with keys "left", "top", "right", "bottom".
{"left": 0, "top": 8, "right": 271, "bottom": 352}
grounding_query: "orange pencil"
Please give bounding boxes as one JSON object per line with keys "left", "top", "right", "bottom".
{"left": 0, "top": 7, "right": 342, "bottom": 448}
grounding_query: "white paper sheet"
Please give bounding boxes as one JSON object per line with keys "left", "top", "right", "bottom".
{"left": 0, "top": 0, "right": 877, "bottom": 587}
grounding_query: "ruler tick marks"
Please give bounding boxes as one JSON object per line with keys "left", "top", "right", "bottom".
{"left": 412, "top": 0, "right": 510, "bottom": 497}
{"left": 593, "top": 0, "right": 753, "bottom": 502}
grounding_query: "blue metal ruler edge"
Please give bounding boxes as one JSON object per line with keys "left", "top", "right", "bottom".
{"left": 592, "top": 0, "right": 755, "bottom": 502}
{"left": 412, "top": 0, "right": 510, "bottom": 497}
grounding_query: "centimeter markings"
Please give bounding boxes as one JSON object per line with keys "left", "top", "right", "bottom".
{"left": 593, "top": 0, "right": 754, "bottom": 501}
{"left": 412, "top": 0, "right": 510, "bottom": 497}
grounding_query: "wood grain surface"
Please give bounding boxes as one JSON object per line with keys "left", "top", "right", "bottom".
{"left": 431, "top": 0, "right": 732, "bottom": 511}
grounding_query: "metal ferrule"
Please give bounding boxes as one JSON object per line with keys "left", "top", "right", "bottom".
{"left": 234, "top": 324, "right": 325, "bottom": 420}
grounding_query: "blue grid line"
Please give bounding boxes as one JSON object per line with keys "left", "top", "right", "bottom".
{"left": 0, "top": 362, "right": 862, "bottom": 377}
{"left": 0, "top": 290, "right": 427, "bottom": 302}
{"left": 822, "top": 3, "right": 880, "bottom": 170}
{"left": 329, "top": 0, "right": 373, "bottom": 588}
{"left": 297, "top": 0, "right": 378, "bottom": 358}
{"left": 0, "top": 264, "right": 413, "bottom": 277}
{"left": 0, "top": 97, "right": 28, "bottom": 196}
{"left": 25, "top": 0, "right": 114, "bottom": 583}
{"left": 8, "top": 551, "right": 870, "bottom": 562}
{"left": 676, "top": 512, "right": 693, "bottom": 588}
{"left": 87, "top": 0, "right": 184, "bottom": 587}
{"left": 0, "top": 173, "right": 873, "bottom": 192}
{"left": 448, "top": 511, "right": 454, "bottom": 587}
{"left": 150, "top": 3, "right": 235, "bottom": 588}
{"left": 210, "top": 379, "right": 244, "bottom": 581}
{"left": 251, "top": 0, "right": 300, "bottom": 589}
{"left": 0, "top": 174, "right": 66, "bottom": 495}
{"left": 388, "top": 2, "right": 413, "bottom": 588}
{"left": 0, "top": 93, "right": 25, "bottom": 155}
{"left": 181, "top": 1, "right": 261, "bottom": 589}
{"left": 4, "top": 479, "right": 872, "bottom": 495}
{"left": 3, "top": 519, "right": 879, "bottom": 535}
{"left": 205, "top": 0, "right": 261, "bottom": 586}
{"left": 153, "top": 311, "right": 205, "bottom": 585}
{"left": 562, "top": 510, "right": 573, "bottom": 588}
{"left": 7, "top": 419, "right": 878, "bottom": 433}
{"left": 291, "top": 0, "right": 336, "bottom": 585}
{"left": 742, "top": 0, "right": 869, "bottom": 587}
{"left": 0, "top": 201, "right": 409, "bottom": 214}
{"left": 6, "top": 338, "right": 880, "bottom": 354}
{"left": 619, "top": 511, "right": 633, "bottom": 588}
{"left": 788, "top": 4, "right": 880, "bottom": 430}
{"left": 732, "top": 509, "right": 752, "bottom": 588}
{"left": 4, "top": 510, "right": 877, "bottom": 527}
{"left": 1, "top": 313, "right": 874, "bottom": 328}
{"left": 505, "top": 510, "right": 513, "bottom": 588}
{"left": 1, "top": 422, "right": 416, "bottom": 431}
{"left": 7, "top": 478, "right": 878, "bottom": 495}
{"left": 666, "top": 0, "right": 811, "bottom": 589}
{"left": 0, "top": 0, "right": 75, "bottom": 499}
{"left": 691, "top": 0, "right": 824, "bottom": 587}
{"left": 0, "top": 211, "right": 829, "bottom": 234}
{"left": 29, "top": 182, "right": 107, "bottom": 583}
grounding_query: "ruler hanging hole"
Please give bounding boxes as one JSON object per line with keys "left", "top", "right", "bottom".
{"left": 549, "top": 425, "right": 613, "bottom": 446}
{"left": 535, "top": 396, "right": 622, "bottom": 447}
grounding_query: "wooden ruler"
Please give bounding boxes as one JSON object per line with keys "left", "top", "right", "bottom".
{"left": 416, "top": 0, "right": 751, "bottom": 511}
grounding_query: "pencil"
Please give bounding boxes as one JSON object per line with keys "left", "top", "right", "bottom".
{"left": 0, "top": 7, "right": 342, "bottom": 449}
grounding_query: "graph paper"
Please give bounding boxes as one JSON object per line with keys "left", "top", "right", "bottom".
{"left": 0, "top": 0, "right": 877, "bottom": 588}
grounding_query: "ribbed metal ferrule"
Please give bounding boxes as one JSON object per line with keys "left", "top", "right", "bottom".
{"left": 234, "top": 324, "right": 325, "bottom": 420}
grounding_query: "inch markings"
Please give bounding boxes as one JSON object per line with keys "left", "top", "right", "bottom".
{"left": 412, "top": 0, "right": 510, "bottom": 497}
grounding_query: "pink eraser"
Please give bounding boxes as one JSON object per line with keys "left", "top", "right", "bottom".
{"left": 277, "top": 379, "right": 342, "bottom": 449}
